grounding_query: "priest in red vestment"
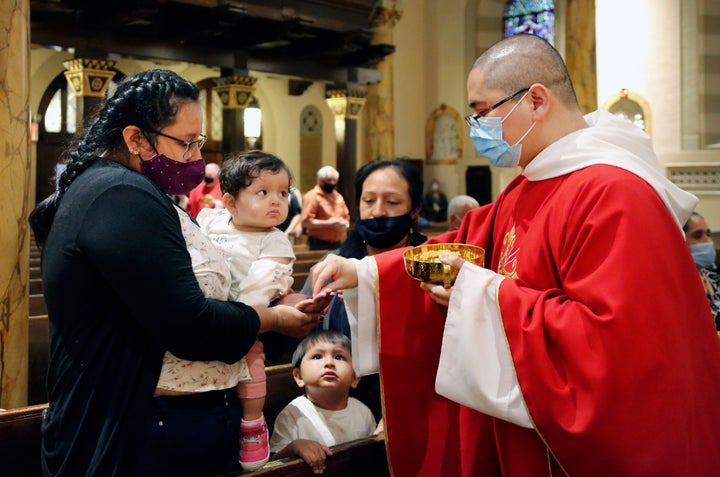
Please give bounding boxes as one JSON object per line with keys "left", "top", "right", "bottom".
{"left": 311, "top": 34, "right": 720, "bottom": 477}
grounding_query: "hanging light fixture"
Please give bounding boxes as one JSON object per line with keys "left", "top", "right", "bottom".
{"left": 244, "top": 97, "right": 262, "bottom": 148}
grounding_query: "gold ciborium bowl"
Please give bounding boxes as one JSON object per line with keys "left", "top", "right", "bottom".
{"left": 403, "top": 243, "right": 485, "bottom": 287}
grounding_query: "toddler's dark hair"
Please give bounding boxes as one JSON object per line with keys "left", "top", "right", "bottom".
{"left": 291, "top": 330, "right": 352, "bottom": 368}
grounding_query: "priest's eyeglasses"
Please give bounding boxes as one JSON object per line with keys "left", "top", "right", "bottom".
{"left": 146, "top": 129, "right": 208, "bottom": 160}
{"left": 464, "top": 87, "right": 530, "bottom": 126}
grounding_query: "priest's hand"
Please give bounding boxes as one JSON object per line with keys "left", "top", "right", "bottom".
{"left": 310, "top": 254, "right": 358, "bottom": 295}
{"left": 419, "top": 252, "right": 466, "bottom": 306}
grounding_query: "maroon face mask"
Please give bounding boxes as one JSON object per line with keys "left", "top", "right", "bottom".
{"left": 139, "top": 153, "right": 206, "bottom": 195}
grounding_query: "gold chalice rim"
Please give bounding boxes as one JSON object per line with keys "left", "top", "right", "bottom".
{"left": 403, "top": 243, "right": 485, "bottom": 287}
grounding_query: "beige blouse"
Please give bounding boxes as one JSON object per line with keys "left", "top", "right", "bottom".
{"left": 155, "top": 207, "right": 250, "bottom": 393}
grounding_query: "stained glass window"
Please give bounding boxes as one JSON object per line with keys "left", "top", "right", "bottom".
{"left": 503, "top": 0, "right": 555, "bottom": 45}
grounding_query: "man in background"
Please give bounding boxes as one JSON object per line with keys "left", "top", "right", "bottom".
{"left": 301, "top": 166, "right": 350, "bottom": 250}
{"left": 447, "top": 194, "right": 480, "bottom": 231}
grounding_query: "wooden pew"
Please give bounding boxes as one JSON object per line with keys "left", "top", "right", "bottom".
{"left": 291, "top": 250, "right": 329, "bottom": 293}
{"left": 4, "top": 364, "right": 299, "bottom": 469}
{"left": 28, "top": 316, "right": 49, "bottom": 405}
{"left": 234, "top": 435, "right": 389, "bottom": 477}
{"left": 29, "top": 294, "right": 47, "bottom": 317}
{"left": 293, "top": 250, "right": 329, "bottom": 262}
{"left": 293, "top": 258, "right": 320, "bottom": 275}
{"left": 293, "top": 243, "right": 309, "bottom": 254}
{"left": 0, "top": 404, "right": 47, "bottom": 477}
{"left": 291, "top": 273, "right": 309, "bottom": 292}
{"left": 29, "top": 278, "right": 43, "bottom": 295}
{"left": 1, "top": 365, "right": 388, "bottom": 477}
{"left": 263, "top": 364, "right": 303, "bottom": 433}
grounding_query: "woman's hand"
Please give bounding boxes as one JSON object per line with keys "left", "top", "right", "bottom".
{"left": 418, "top": 253, "right": 466, "bottom": 307}
{"left": 256, "top": 304, "right": 320, "bottom": 337}
{"left": 310, "top": 255, "right": 358, "bottom": 295}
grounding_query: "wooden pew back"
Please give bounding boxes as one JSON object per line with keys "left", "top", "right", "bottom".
{"left": 28, "top": 316, "right": 49, "bottom": 405}
{"left": 0, "top": 404, "right": 47, "bottom": 477}
{"left": 264, "top": 364, "right": 303, "bottom": 433}
{"left": 0, "top": 365, "right": 387, "bottom": 477}
{"left": 237, "top": 436, "right": 389, "bottom": 477}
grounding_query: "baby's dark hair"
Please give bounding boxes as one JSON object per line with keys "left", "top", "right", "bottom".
{"left": 219, "top": 150, "right": 292, "bottom": 197}
{"left": 29, "top": 69, "right": 200, "bottom": 247}
{"left": 291, "top": 330, "right": 352, "bottom": 368}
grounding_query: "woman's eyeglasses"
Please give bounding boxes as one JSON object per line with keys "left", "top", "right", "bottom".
{"left": 146, "top": 129, "right": 208, "bottom": 159}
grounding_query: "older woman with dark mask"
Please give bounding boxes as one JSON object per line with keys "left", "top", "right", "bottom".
{"left": 300, "top": 159, "right": 426, "bottom": 425}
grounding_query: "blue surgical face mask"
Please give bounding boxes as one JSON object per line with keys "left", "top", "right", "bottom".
{"left": 690, "top": 242, "right": 717, "bottom": 269}
{"left": 469, "top": 91, "right": 535, "bottom": 168}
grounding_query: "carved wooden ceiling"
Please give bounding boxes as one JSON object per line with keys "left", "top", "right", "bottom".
{"left": 30, "top": 0, "right": 395, "bottom": 85}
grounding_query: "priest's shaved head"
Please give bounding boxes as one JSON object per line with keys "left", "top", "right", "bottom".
{"left": 466, "top": 34, "right": 589, "bottom": 168}
{"left": 471, "top": 33, "right": 578, "bottom": 109}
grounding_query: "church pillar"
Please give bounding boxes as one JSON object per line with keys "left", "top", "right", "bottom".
{"left": 214, "top": 75, "right": 257, "bottom": 153}
{"left": 63, "top": 58, "right": 117, "bottom": 131}
{"left": 364, "top": 2, "right": 403, "bottom": 164}
{"left": 0, "top": 0, "right": 31, "bottom": 408}
{"left": 565, "top": 0, "right": 597, "bottom": 113}
{"left": 326, "top": 88, "right": 367, "bottom": 221}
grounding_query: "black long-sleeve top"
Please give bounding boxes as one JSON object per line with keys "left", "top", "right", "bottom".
{"left": 39, "top": 159, "right": 260, "bottom": 477}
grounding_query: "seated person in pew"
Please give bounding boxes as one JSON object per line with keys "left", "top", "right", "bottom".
{"left": 446, "top": 194, "right": 480, "bottom": 231}
{"left": 270, "top": 330, "right": 376, "bottom": 474}
{"left": 193, "top": 151, "right": 331, "bottom": 471}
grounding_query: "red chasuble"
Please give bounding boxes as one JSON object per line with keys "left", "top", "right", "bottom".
{"left": 375, "top": 165, "right": 720, "bottom": 476}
